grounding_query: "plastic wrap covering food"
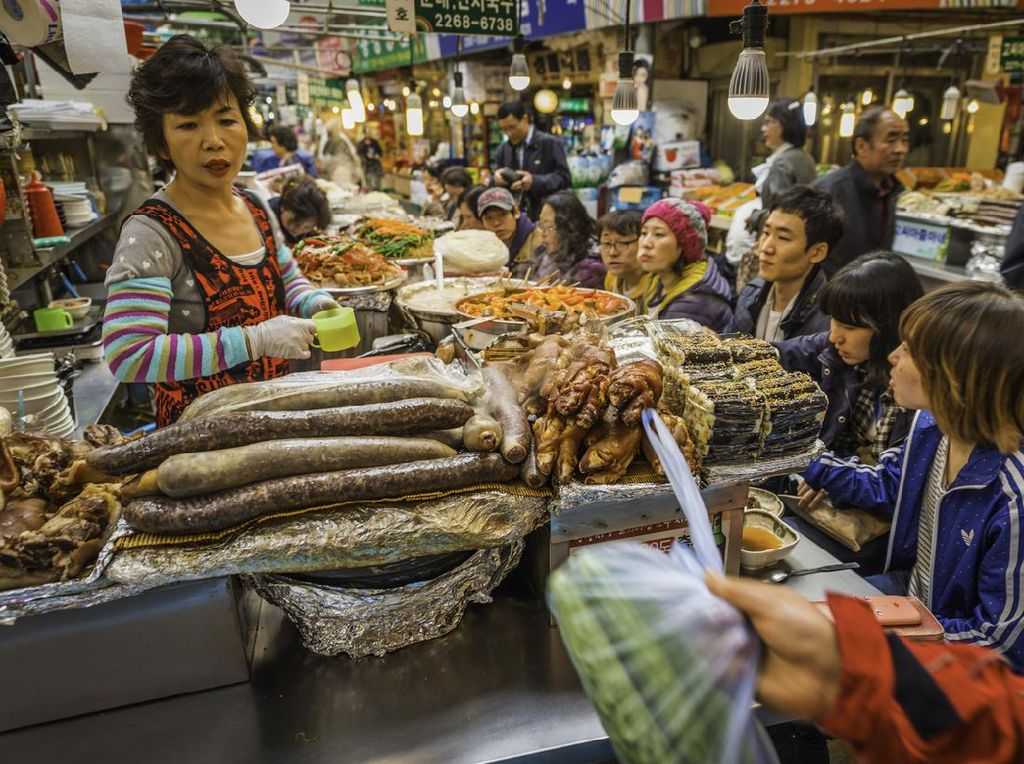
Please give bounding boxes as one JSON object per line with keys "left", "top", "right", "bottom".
{"left": 178, "top": 356, "right": 481, "bottom": 422}
{"left": 433, "top": 229, "right": 509, "bottom": 274}
{"left": 551, "top": 441, "right": 822, "bottom": 516}
{"left": 549, "top": 413, "right": 778, "bottom": 764}
{"left": 246, "top": 542, "right": 522, "bottom": 658}
{"left": 0, "top": 519, "right": 136, "bottom": 624}
{"left": 105, "top": 488, "right": 548, "bottom": 588}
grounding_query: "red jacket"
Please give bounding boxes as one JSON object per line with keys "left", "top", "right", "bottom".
{"left": 818, "top": 593, "right": 1024, "bottom": 763}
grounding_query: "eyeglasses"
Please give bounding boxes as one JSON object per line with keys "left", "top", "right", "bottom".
{"left": 537, "top": 222, "right": 557, "bottom": 233}
{"left": 600, "top": 238, "right": 638, "bottom": 253}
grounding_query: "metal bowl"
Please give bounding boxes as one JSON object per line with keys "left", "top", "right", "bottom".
{"left": 395, "top": 277, "right": 530, "bottom": 345}
{"left": 454, "top": 286, "right": 636, "bottom": 333}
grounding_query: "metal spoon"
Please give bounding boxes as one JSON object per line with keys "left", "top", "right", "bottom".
{"left": 764, "top": 562, "right": 860, "bottom": 584}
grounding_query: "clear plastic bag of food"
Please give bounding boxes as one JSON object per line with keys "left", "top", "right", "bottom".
{"left": 548, "top": 411, "right": 779, "bottom": 764}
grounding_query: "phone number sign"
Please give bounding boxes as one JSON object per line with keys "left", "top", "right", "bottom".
{"left": 386, "top": 0, "right": 518, "bottom": 36}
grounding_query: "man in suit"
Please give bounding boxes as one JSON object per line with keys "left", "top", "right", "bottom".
{"left": 492, "top": 101, "right": 571, "bottom": 221}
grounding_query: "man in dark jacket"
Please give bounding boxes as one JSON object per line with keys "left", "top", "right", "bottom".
{"left": 815, "top": 107, "right": 909, "bottom": 276}
{"left": 730, "top": 186, "right": 842, "bottom": 341}
{"left": 1002, "top": 203, "right": 1024, "bottom": 289}
{"left": 493, "top": 101, "right": 571, "bottom": 220}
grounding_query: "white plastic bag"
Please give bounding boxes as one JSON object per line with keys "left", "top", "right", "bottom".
{"left": 548, "top": 410, "right": 779, "bottom": 764}
{"left": 433, "top": 229, "right": 509, "bottom": 274}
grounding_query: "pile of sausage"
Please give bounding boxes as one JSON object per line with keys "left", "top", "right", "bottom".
{"left": 87, "top": 376, "right": 532, "bottom": 536}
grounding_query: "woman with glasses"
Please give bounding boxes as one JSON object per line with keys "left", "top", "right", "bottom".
{"left": 597, "top": 210, "right": 647, "bottom": 300}
{"left": 530, "top": 191, "right": 605, "bottom": 289}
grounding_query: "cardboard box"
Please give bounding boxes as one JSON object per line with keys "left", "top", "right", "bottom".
{"left": 0, "top": 577, "right": 253, "bottom": 732}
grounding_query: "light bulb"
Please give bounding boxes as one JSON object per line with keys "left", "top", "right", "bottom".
{"left": 443, "top": 95, "right": 452, "bottom": 109}
{"left": 265, "top": 96, "right": 273, "bottom": 104}
{"left": 331, "top": 105, "right": 340, "bottom": 114}
{"left": 940, "top": 85, "right": 959, "bottom": 121}
{"left": 728, "top": 48, "right": 770, "bottom": 120}
{"left": 234, "top": 0, "right": 290, "bottom": 29}
{"left": 861, "top": 89, "right": 874, "bottom": 106}
{"left": 610, "top": 52, "right": 638, "bottom": 126}
{"left": 469, "top": 102, "right": 480, "bottom": 115}
{"left": 839, "top": 103, "right": 855, "bottom": 138}
{"left": 562, "top": 77, "right": 572, "bottom": 90}
{"left": 402, "top": 86, "right": 411, "bottom": 98}
{"left": 367, "top": 103, "right": 375, "bottom": 112}
{"left": 341, "top": 107, "right": 355, "bottom": 130}
{"left": 509, "top": 53, "right": 530, "bottom": 91}
{"left": 893, "top": 88, "right": 914, "bottom": 117}
{"left": 802, "top": 91, "right": 818, "bottom": 127}
{"left": 450, "top": 70, "right": 469, "bottom": 118}
{"left": 967, "top": 98, "right": 980, "bottom": 114}
{"left": 345, "top": 79, "right": 366, "bottom": 123}
{"left": 943, "top": 122, "right": 952, "bottom": 135}
{"left": 406, "top": 92, "right": 424, "bottom": 136}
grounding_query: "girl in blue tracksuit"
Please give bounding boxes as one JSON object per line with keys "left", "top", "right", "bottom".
{"left": 802, "top": 282, "right": 1024, "bottom": 669}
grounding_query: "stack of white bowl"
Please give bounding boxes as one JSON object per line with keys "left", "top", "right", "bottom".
{"left": 54, "top": 194, "right": 96, "bottom": 228}
{"left": 0, "top": 353, "right": 75, "bottom": 438}
{"left": 0, "top": 324, "right": 13, "bottom": 359}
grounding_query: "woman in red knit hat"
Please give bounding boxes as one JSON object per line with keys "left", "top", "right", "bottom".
{"left": 638, "top": 198, "right": 734, "bottom": 332}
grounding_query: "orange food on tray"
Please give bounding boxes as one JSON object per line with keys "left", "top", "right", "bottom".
{"left": 294, "top": 234, "right": 404, "bottom": 289}
{"left": 457, "top": 286, "right": 631, "bottom": 321}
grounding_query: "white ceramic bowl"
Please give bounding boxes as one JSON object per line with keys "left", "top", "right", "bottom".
{"left": 0, "top": 384, "right": 62, "bottom": 406}
{"left": 746, "top": 487, "right": 785, "bottom": 518}
{"left": 740, "top": 510, "right": 800, "bottom": 571}
{"left": 48, "top": 297, "right": 92, "bottom": 321}
{"left": 32, "top": 394, "right": 68, "bottom": 419}
{"left": 0, "top": 354, "right": 54, "bottom": 375}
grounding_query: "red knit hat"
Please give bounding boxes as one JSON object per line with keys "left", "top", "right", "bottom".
{"left": 641, "top": 198, "right": 712, "bottom": 264}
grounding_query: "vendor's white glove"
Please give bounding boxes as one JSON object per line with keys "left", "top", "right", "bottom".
{"left": 307, "top": 294, "right": 340, "bottom": 315}
{"left": 243, "top": 315, "right": 316, "bottom": 360}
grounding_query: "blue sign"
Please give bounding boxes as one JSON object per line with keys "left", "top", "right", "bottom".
{"left": 437, "top": 0, "right": 586, "bottom": 57}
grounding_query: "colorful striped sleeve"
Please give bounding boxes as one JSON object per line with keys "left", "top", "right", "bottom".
{"left": 278, "top": 245, "right": 334, "bottom": 317}
{"left": 102, "top": 276, "right": 251, "bottom": 384}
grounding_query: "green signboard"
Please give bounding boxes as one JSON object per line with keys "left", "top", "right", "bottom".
{"left": 352, "top": 36, "right": 428, "bottom": 74}
{"left": 1001, "top": 37, "right": 1024, "bottom": 73}
{"left": 309, "top": 78, "right": 346, "bottom": 107}
{"left": 385, "top": 0, "right": 518, "bottom": 37}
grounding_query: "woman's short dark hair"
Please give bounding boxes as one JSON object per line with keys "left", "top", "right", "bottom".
{"left": 597, "top": 210, "right": 642, "bottom": 238}
{"left": 280, "top": 177, "right": 330, "bottom": 230}
{"left": 820, "top": 251, "right": 925, "bottom": 387}
{"left": 441, "top": 166, "right": 472, "bottom": 189}
{"left": 766, "top": 98, "right": 807, "bottom": 149}
{"left": 461, "top": 185, "right": 487, "bottom": 217}
{"left": 270, "top": 125, "right": 298, "bottom": 153}
{"left": 541, "top": 190, "right": 596, "bottom": 263}
{"left": 128, "top": 35, "right": 257, "bottom": 170}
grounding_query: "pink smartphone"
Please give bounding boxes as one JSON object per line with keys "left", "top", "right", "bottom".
{"left": 868, "top": 596, "right": 924, "bottom": 627}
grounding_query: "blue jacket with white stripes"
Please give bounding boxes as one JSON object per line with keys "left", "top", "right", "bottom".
{"left": 804, "top": 410, "right": 1024, "bottom": 670}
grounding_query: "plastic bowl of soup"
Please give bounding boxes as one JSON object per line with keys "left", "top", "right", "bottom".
{"left": 740, "top": 510, "right": 800, "bottom": 570}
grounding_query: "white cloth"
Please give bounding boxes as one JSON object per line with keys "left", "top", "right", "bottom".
{"left": 752, "top": 142, "right": 793, "bottom": 193}
{"left": 908, "top": 437, "right": 950, "bottom": 606}
{"left": 226, "top": 247, "right": 266, "bottom": 266}
{"left": 725, "top": 198, "right": 762, "bottom": 265}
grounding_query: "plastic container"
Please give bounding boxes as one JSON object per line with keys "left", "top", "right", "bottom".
{"left": 24, "top": 173, "right": 63, "bottom": 238}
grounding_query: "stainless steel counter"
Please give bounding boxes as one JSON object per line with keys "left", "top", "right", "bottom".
{"left": 0, "top": 533, "right": 877, "bottom": 764}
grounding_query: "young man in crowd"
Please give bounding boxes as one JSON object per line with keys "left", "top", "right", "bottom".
{"left": 815, "top": 107, "right": 909, "bottom": 276}
{"left": 492, "top": 101, "right": 571, "bottom": 221}
{"left": 477, "top": 187, "right": 542, "bottom": 272}
{"left": 729, "top": 185, "right": 842, "bottom": 341}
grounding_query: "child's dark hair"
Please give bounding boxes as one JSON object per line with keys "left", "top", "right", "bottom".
{"left": 128, "top": 35, "right": 257, "bottom": 170}
{"left": 821, "top": 251, "right": 924, "bottom": 387}
{"left": 280, "top": 177, "right": 330, "bottom": 230}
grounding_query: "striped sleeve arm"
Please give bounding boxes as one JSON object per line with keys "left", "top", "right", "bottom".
{"left": 278, "top": 245, "right": 334, "bottom": 318}
{"left": 102, "top": 276, "right": 251, "bottom": 383}
{"left": 942, "top": 456, "right": 1024, "bottom": 667}
{"left": 802, "top": 445, "right": 905, "bottom": 513}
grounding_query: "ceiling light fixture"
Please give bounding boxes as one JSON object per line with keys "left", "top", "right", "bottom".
{"left": 234, "top": 0, "right": 290, "bottom": 30}
{"left": 728, "top": 0, "right": 770, "bottom": 120}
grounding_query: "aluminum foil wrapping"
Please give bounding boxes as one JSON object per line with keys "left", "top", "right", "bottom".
{"left": 0, "top": 518, "right": 137, "bottom": 624}
{"left": 246, "top": 542, "right": 523, "bottom": 658}
{"left": 550, "top": 441, "right": 824, "bottom": 516}
{"left": 336, "top": 289, "right": 393, "bottom": 314}
{"left": 106, "top": 491, "right": 548, "bottom": 589}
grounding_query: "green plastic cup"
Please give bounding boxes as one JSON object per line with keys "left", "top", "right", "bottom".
{"left": 33, "top": 307, "right": 73, "bottom": 332}
{"left": 312, "top": 307, "right": 360, "bottom": 352}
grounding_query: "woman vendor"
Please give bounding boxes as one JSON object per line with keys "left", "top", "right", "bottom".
{"left": 637, "top": 199, "right": 733, "bottom": 331}
{"left": 532, "top": 191, "right": 606, "bottom": 289}
{"left": 597, "top": 210, "right": 647, "bottom": 300}
{"left": 102, "top": 35, "right": 337, "bottom": 426}
{"left": 268, "top": 176, "right": 331, "bottom": 246}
